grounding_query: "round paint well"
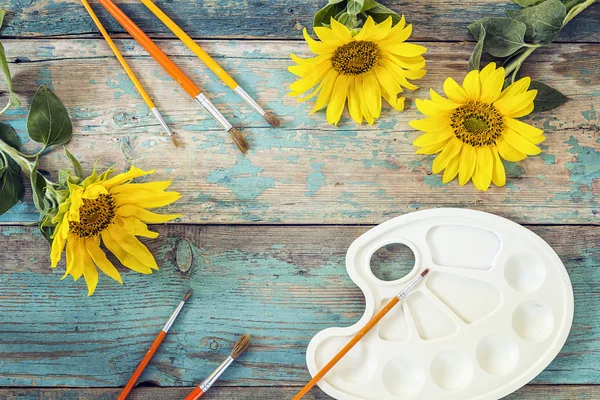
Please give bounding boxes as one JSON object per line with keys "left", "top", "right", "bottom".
{"left": 476, "top": 335, "right": 519, "bottom": 376}
{"left": 513, "top": 302, "right": 555, "bottom": 342}
{"left": 504, "top": 253, "right": 546, "bottom": 293}
{"left": 382, "top": 356, "right": 425, "bottom": 398}
{"left": 431, "top": 350, "right": 474, "bottom": 391}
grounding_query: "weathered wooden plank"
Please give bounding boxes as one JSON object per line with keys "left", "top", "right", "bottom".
{"left": 1, "top": 385, "right": 599, "bottom": 399}
{"left": 0, "top": 225, "right": 598, "bottom": 387}
{"left": 1, "top": 0, "right": 599, "bottom": 42}
{"left": 0, "top": 39, "right": 597, "bottom": 225}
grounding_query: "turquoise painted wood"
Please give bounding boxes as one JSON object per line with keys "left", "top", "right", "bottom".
{"left": 1, "top": 0, "right": 598, "bottom": 41}
{"left": 0, "top": 39, "right": 597, "bottom": 225}
{"left": 0, "top": 225, "right": 599, "bottom": 388}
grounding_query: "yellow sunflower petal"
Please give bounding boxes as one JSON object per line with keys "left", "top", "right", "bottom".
{"left": 432, "top": 138, "right": 463, "bottom": 173}
{"left": 381, "top": 90, "right": 405, "bottom": 112}
{"left": 495, "top": 90, "right": 537, "bottom": 117}
{"left": 415, "top": 98, "right": 451, "bottom": 117}
{"left": 82, "top": 249, "right": 98, "bottom": 297}
{"left": 472, "top": 147, "right": 494, "bottom": 191}
{"left": 409, "top": 117, "right": 451, "bottom": 132}
{"left": 380, "top": 54, "right": 426, "bottom": 71}
{"left": 416, "top": 140, "right": 449, "bottom": 154}
{"left": 289, "top": 66, "right": 332, "bottom": 96}
{"left": 347, "top": 77, "right": 363, "bottom": 124}
{"left": 497, "top": 137, "right": 527, "bottom": 162}
{"left": 479, "top": 64, "right": 504, "bottom": 103}
{"left": 85, "top": 238, "right": 123, "bottom": 284}
{"left": 462, "top": 69, "right": 481, "bottom": 101}
{"left": 442, "top": 155, "right": 460, "bottom": 184}
{"left": 354, "top": 16, "right": 377, "bottom": 41}
{"left": 118, "top": 216, "right": 159, "bottom": 239}
{"left": 109, "top": 180, "right": 172, "bottom": 195}
{"left": 101, "top": 229, "right": 153, "bottom": 274}
{"left": 496, "top": 76, "right": 531, "bottom": 102}
{"left": 381, "top": 61, "right": 419, "bottom": 91}
{"left": 330, "top": 18, "right": 353, "bottom": 42}
{"left": 107, "top": 225, "right": 158, "bottom": 271}
{"left": 117, "top": 204, "right": 181, "bottom": 223}
{"left": 314, "top": 26, "right": 342, "bottom": 44}
{"left": 384, "top": 42, "right": 427, "bottom": 57}
{"left": 102, "top": 166, "right": 155, "bottom": 190}
{"left": 61, "top": 237, "right": 77, "bottom": 280}
{"left": 430, "top": 89, "right": 461, "bottom": 110}
{"left": 326, "top": 74, "right": 349, "bottom": 125}
{"left": 113, "top": 190, "right": 181, "bottom": 209}
{"left": 379, "top": 24, "right": 413, "bottom": 47}
{"left": 413, "top": 130, "right": 453, "bottom": 147}
{"left": 458, "top": 144, "right": 477, "bottom": 185}
{"left": 370, "top": 16, "right": 394, "bottom": 41}
{"left": 509, "top": 101, "right": 535, "bottom": 119}
{"left": 312, "top": 69, "right": 339, "bottom": 112}
{"left": 505, "top": 118, "right": 545, "bottom": 143}
{"left": 492, "top": 147, "right": 507, "bottom": 187}
{"left": 50, "top": 218, "right": 68, "bottom": 268}
{"left": 302, "top": 28, "right": 335, "bottom": 54}
{"left": 443, "top": 77, "right": 469, "bottom": 104}
{"left": 363, "top": 73, "right": 382, "bottom": 119}
{"left": 504, "top": 128, "right": 542, "bottom": 155}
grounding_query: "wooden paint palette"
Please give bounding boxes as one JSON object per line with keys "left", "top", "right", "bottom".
{"left": 306, "top": 209, "right": 574, "bottom": 400}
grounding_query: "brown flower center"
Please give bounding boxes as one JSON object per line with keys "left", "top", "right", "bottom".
{"left": 332, "top": 41, "right": 379, "bottom": 75}
{"left": 451, "top": 101, "right": 504, "bottom": 147}
{"left": 69, "top": 194, "right": 116, "bottom": 238}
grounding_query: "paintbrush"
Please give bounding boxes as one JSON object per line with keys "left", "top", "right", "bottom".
{"left": 293, "top": 269, "right": 431, "bottom": 400}
{"left": 80, "top": 0, "right": 178, "bottom": 147}
{"left": 184, "top": 334, "right": 251, "bottom": 400}
{"left": 96, "top": 0, "right": 249, "bottom": 154}
{"left": 139, "top": 0, "right": 281, "bottom": 128}
{"left": 117, "top": 289, "right": 193, "bottom": 400}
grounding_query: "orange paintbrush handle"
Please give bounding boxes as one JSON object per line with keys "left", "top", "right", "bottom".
{"left": 96, "top": 0, "right": 201, "bottom": 99}
{"left": 118, "top": 330, "right": 167, "bottom": 400}
{"left": 184, "top": 386, "right": 205, "bottom": 400}
{"left": 293, "top": 297, "right": 400, "bottom": 400}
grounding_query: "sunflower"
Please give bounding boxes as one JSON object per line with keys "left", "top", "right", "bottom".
{"left": 410, "top": 63, "right": 545, "bottom": 191}
{"left": 50, "top": 165, "right": 181, "bottom": 295}
{"left": 289, "top": 16, "right": 427, "bottom": 125}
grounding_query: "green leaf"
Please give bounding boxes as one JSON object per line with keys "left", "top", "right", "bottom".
{"left": 30, "top": 157, "right": 47, "bottom": 213}
{"left": 0, "top": 41, "right": 21, "bottom": 114}
{"left": 512, "top": 0, "right": 547, "bottom": 6}
{"left": 468, "top": 24, "right": 486, "bottom": 71}
{"left": 0, "top": 156, "right": 24, "bottom": 215}
{"left": 0, "top": 10, "right": 5, "bottom": 29}
{"left": 469, "top": 17, "right": 527, "bottom": 57}
{"left": 328, "top": 0, "right": 345, "bottom": 4}
{"left": 0, "top": 122, "right": 19, "bottom": 149}
{"left": 364, "top": 3, "right": 401, "bottom": 25}
{"left": 63, "top": 147, "right": 84, "bottom": 178}
{"left": 530, "top": 80, "right": 569, "bottom": 112}
{"left": 348, "top": 0, "right": 366, "bottom": 15}
{"left": 314, "top": 3, "right": 346, "bottom": 28}
{"left": 506, "top": 0, "right": 566, "bottom": 44}
{"left": 27, "top": 85, "right": 72, "bottom": 147}
{"left": 563, "top": 0, "right": 596, "bottom": 24}
{"left": 361, "top": 0, "right": 377, "bottom": 12}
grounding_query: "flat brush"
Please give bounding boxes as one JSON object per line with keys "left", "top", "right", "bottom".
{"left": 184, "top": 334, "right": 251, "bottom": 400}
{"left": 79, "top": 0, "right": 178, "bottom": 147}
{"left": 96, "top": 0, "right": 249, "bottom": 154}
{"left": 139, "top": 0, "right": 281, "bottom": 128}
{"left": 117, "top": 289, "right": 193, "bottom": 400}
{"left": 293, "top": 269, "right": 431, "bottom": 400}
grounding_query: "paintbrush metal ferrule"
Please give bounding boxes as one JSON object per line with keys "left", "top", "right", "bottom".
{"left": 195, "top": 92, "right": 233, "bottom": 132}
{"left": 234, "top": 86, "right": 266, "bottom": 117}
{"left": 150, "top": 107, "right": 174, "bottom": 137}
{"left": 198, "top": 355, "right": 234, "bottom": 392}
{"left": 396, "top": 268, "right": 430, "bottom": 301}
{"left": 162, "top": 300, "right": 185, "bottom": 333}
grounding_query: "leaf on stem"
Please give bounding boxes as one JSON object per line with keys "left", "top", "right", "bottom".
{"left": 314, "top": 2, "right": 346, "bottom": 28}
{"left": 0, "top": 122, "right": 19, "bottom": 149}
{"left": 27, "top": 85, "right": 73, "bottom": 147}
{"left": 30, "top": 157, "right": 47, "bottom": 214}
{"left": 364, "top": 3, "right": 401, "bottom": 25}
{"left": 469, "top": 17, "right": 527, "bottom": 58}
{"left": 64, "top": 147, "right": 84, "bottom": 178}
{"left": 530, "top": 80, "right": 569, "bottom": 112}
{"left": 0, "top": 155, "right": 24, "bottom": 216}
{"left": 506, "top": 0, "right": 566, "bottom": 44}
{"left": 468, "top": 24, "right": 486, "bottom": 71}
{"left": 511, "top": 0, "right": 547, "bottom": 6}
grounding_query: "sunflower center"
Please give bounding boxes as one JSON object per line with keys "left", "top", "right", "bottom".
{"left": 69, "top": 194, "right": 116, "bottom": 238}
{"left": 332, "top": 41, "right": 379, "bottom": 75}
{"left": 450, "top": 101, "right": 505, "bottom": 147}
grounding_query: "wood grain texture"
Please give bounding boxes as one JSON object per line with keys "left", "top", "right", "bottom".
{"left": 0, "top": 225, "right": 598, "bottom": 387}
{"left": 2, "top": 385, "right": 600, "bottom": 399}
{"left": 1, "top": 0, "right": 599, "bottom": 42}
{"left": 0, "top": 39, "right": 598, "bottom": 225}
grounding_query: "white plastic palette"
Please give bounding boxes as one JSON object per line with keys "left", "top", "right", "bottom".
{"left": 306, "top": 209, "right": 574, "bottom": 400}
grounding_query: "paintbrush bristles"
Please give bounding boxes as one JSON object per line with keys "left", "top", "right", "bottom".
{"left": 263, "top": 111, "right": 281, "bottom": 128}
{"left": 228, "top": 127, "right": 249, "bottom": 154}
{"left": 421, "top": 268, "right": 430, "bottom": 277}
{"left": 230, "top": 334, "right": 250, "bottom": 360}
{"left": 182, "top": 288, "right": 193, "bottom": 302}
{"left": 170, "top": 135, "right": 179, "bottom": 148}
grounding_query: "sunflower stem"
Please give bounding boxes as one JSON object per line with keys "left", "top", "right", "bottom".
{"left": 0, "top": 138, "right": 35, "bottom": 177}
{"left": 503, "top": 45, "right": 539, "bottom": 82}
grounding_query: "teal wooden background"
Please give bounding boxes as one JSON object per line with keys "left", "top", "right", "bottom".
{"left": 0, "top": 0, "right": 599, "bottom": 399}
